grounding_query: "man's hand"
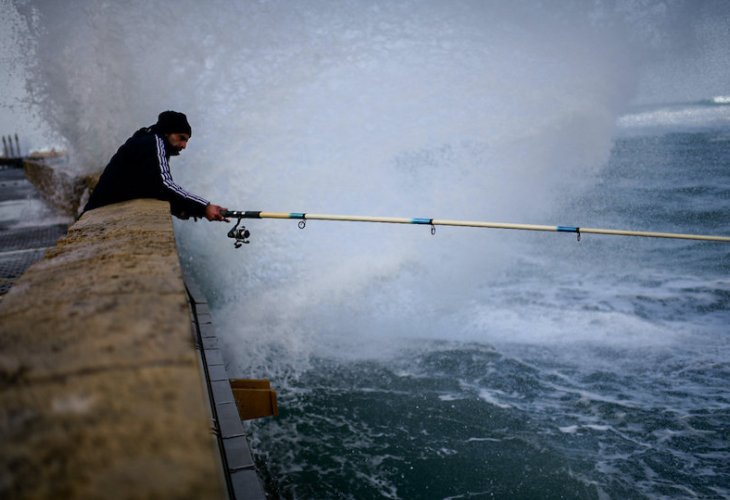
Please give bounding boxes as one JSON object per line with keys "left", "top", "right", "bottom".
{"left": 205, "top": 203, "right": 229, "bottom": 222}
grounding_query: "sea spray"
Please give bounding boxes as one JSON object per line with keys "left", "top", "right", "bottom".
{"left": 186, "top": 1, "right": 641, "bottom": 369}
{"left": 12, "top": 0, "right": 721, "bottom": 361}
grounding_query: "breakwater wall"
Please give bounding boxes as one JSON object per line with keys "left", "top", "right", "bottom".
{"left": 0, "top": 199, "right": 225, "bottom": 498}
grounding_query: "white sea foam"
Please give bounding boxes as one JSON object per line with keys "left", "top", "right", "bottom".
{"left": 465, "top": 437, "right": 502, "bottom": 443}
{"left": 477, "top": 389, "right": 512, "bottom": 409}
{"left": 617, "top": 102, "right": 730, "bottom": 132}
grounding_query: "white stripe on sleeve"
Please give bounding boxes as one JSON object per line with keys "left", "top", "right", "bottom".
{"left": 155, "top": 136, "right": 209, "bottom": 206}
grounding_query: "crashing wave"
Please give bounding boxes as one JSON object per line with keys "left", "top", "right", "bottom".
{"left": 618, "top": 99, "right": 730, "bottom": 131}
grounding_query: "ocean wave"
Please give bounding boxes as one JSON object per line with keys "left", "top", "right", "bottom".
{"left": 618, "top": 101, "right": 730, "bottom": 131}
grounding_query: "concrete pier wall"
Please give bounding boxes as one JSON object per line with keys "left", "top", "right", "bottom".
{"left": 0, "top": 199, "right": 225, "bottom": 498}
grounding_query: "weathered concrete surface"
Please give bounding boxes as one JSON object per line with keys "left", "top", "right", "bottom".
{"left": 0, "top": 199, "right": 225, "bottom": 499}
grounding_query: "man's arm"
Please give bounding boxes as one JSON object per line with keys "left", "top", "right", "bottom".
{"left": 152, "top": 135, "right": 216, "bottom": 219}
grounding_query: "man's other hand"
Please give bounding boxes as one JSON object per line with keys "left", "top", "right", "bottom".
{"left": 205, "top": 203, "right": 229, "bottom": 222}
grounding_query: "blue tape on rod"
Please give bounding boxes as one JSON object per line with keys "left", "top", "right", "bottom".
{"left": 412, "top": 218, "right": 433, "bottom": 225}
{"left": 290, "top": 213, "right": 306, "bottom": 219}
{"left": 557, "top": 226, "right": 579, "bottom": 233}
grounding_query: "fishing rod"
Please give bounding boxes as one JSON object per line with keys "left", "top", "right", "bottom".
{"left": 223, "top": 210, "right": 730, "bottom": 248}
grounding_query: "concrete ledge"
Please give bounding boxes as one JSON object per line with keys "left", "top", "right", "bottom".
{"left": 0, "top": 199, "right": 224, "bottom": 498}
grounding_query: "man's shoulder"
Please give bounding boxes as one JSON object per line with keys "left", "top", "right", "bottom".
{"left": 120, "top": 128, "right": 163, "bottom": 153}
{"left": 127, "top": 127, "right": 158, "bottom": 144}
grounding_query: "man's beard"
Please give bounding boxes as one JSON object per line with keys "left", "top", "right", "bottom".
{"left": 169, "top": 148, "right": 182, "bottom": 156}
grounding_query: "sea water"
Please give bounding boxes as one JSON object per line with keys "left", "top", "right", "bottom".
{"left": 233, "top": 109, "right": 730, "bottom": 498}
{"left": 4, "top": 1, "right": 729, "bottom": 498}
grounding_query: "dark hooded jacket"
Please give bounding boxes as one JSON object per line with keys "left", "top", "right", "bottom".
{"left": 83, "top": 127, "right": 208, "bottom": 218}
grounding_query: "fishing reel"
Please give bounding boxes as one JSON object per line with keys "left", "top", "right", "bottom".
{"left": 227, "top": 218, "right": 251, "bottom": 248}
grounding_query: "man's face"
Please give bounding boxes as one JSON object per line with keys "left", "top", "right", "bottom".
{"left": 166, "top": 133, "right": 190, "bottom": 156}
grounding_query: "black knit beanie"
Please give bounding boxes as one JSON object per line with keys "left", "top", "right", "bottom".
{"left": 156, "top": 110, "right": 192, "bottom": 136}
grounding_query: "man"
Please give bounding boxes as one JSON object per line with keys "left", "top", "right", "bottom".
{"left": 83, "top": 111, "right": 228, "bottom": 221}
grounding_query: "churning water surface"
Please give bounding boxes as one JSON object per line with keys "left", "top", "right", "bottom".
{"left": 235, "top": 111, "right": 730, "bottom": 499}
